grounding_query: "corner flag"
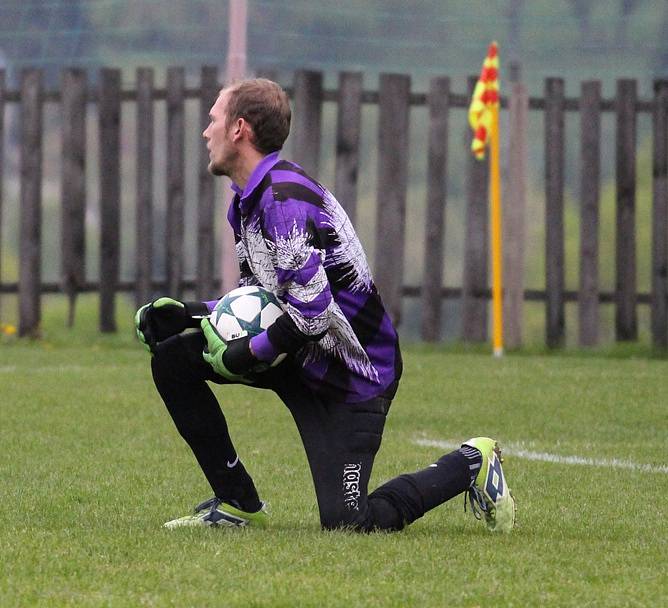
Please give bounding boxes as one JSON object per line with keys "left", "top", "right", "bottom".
{"left": 469, "top": 42, "right": 504, "bottom": 357}
{"left": 468, "top": 42, "right": 499, "bottom": 159}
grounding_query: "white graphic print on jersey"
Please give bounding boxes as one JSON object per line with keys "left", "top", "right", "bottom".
{"left": 320, "top": 190, "right": 373, "bottom": 293}
{"left": 299, "top": 300, "right": 380, "bottom": 383}
{"left": 240, "top": 219, "right": 278, "bottom": 292}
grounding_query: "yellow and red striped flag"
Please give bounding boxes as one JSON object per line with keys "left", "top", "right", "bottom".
{"left": 468, "top": 41, "right": 500, "bottom": 160}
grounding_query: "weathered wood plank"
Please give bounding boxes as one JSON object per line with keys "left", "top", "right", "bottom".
{"left": 135, "top": 68, "right": 154, "bottom": 307}
{"left": 98, "top": 68, "right": 121, "bottom": 333}
{"left": 334, "top": 71, "right": 362, "bottom": 224}
{"left": 197, "top": 66, "right": 219, "bottom": 300}
{"left": 19, "top": 69, "right": 43, "bottom": 337}
{"left": 545, "top": 77, "right": 565, "bottom": 348}
{"left": 166, "top": 67, "right": 185, "bottom": 299}
{"left": 292, "top": 70, "right": 323, "bottom": 177}
{"left": 374, "top": 73, "right": 410, "bottom": 326}
{"left": 61, "top": 68, "right": 87, "bottom": 327}
{"left": 615, "top": 79, "right": 638, "bottom": 341}
{"left": 578, "top": 80, "right": 601, "bottom": 346}
{"left": 504, "top": 79, "right": 528, "bottom": 349}
{"left": 652, "top": 79, "right": 668, "bottom": 349}
{"left": 462, "top": 75, "right": 489, "bottom": 342}
{"left": 421, "top": 76, "right": 449, "bottom": 342}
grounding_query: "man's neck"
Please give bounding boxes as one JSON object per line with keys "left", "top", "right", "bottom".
{"left": 231, "top": 148, "right": 266, "bottom": 189}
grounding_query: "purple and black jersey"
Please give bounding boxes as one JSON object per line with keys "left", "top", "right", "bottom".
{"left": 206, "top": 152, "right": 402, "bottom": 403}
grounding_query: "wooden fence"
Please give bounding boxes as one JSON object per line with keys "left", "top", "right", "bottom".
{"left": 0, "top": 67, "right": 666, "bottom": 349}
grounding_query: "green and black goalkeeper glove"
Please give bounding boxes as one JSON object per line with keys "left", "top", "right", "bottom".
{"left": 135, "top": 297, "right": 209, "bottom": 353}
{"left": 200, "top": 318, "right": 258, "bottom": 383}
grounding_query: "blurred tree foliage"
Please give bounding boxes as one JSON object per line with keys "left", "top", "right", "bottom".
{"left": 0, "top": 0, "right": 667, "bottom": 92}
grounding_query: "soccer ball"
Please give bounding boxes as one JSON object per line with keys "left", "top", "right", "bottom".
{"left": 211, "top": 286, "right": 286, "bottom": 367}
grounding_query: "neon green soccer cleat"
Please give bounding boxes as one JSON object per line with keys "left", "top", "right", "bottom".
{"left": 462, "top": 437, "right": 516, "bottom": 533}
{"left": 163, "top": 497, "right": 268, "bottom": 529}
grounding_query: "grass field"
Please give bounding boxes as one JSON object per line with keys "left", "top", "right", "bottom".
{"left": 1, "top": 298, "right": 667, "bottom": 607}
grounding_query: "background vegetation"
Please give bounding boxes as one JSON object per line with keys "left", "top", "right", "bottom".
{"left": 2, "top": 1, "right": 668, "bottom": 90}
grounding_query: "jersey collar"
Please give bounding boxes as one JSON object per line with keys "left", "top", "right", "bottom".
{"left": 231, "top": 151, "right": 281, "bottom": 213}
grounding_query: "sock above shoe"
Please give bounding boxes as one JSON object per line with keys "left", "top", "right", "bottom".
{"left": 458, "top": 445, "right": 483, "bottom": 486}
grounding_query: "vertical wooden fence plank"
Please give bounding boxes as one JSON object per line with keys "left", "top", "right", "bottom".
{"left": 19, "top": 69, "right": 43, "bottom": 337}
{"left": 504, "top": 78, "right": 528, "bottom": 349}
{"left": 99, "top": 68, "right": 121, "bottom": 333}
{"left": 462, "top": 75, "right": 489, "bottom": 342}
{"left": 0, "top": 70, "right": 4, "bottom": 320}
{"left": 421, "top": 76, "right": 449, "bottom": 342}
{"left": 166, "top": 67, "right": 185, "bottom": 299}
{"left": 334, "top": 71, "right": 362, "bottom": 224}
{"left": 545, "top": 77, "right": 565, "bottom": 348}
{"left": 615, "top": 79, "right": 638, "bottom": 341}
{"left": 135, "top": 67, "right": 154, "bottom": 307}
{"left": 292, "top": 70, "right": 322, "bottom": 177}
{"left": 61, "top": 68, "right": 87, "bottom": 327}
{"left": 652, "top": 79, "right": 668, "bottom": 349}
{"left": 578, "top": 80, "right": 601, "bottom": 346}
{"left": 197, "top": 66, "right": 219, "bottom": 299}
{"left": 375, "top": 73, "right": 410, "bottom": 326}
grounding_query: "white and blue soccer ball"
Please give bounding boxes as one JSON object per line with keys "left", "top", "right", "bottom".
{"left": 211, "top": 286, "right": 286, "bottom": 367}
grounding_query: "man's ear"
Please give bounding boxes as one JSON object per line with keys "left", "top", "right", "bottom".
{"left": 232, "top": 117, "right": 250, "bottom": 142}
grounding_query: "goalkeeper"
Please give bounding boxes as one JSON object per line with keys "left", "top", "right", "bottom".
{"left": 136, "top": 78, "right": 515, "bottom": 532}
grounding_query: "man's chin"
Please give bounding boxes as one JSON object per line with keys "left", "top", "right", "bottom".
{"left": 208, "top": 161, "right": 226, "bottom": 177}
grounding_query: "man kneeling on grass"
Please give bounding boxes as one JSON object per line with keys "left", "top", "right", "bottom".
{"left": 135, "top": 78, "right": 515, "bottom": 532}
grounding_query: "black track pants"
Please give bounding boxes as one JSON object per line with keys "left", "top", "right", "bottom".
{"left": 151, "top": 331, "right": 471, "bottom": 531}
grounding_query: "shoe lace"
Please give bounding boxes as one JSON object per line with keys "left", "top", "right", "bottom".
{"left": 194, "top": 496, "right": 245, "bottom": 514}
{"left": 464, "top": 486, "right": 488, "bottom": 521}
{"left": 194, "top": 496, "right": 222, "bottom": 514}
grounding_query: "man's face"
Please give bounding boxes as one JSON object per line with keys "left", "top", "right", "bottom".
{"left": 203, "top": 90, "right": 236, "bottom": 177}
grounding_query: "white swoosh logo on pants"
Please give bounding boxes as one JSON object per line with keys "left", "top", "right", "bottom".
{"left": 227, "top": 455, "right": 239, "bottom": 468}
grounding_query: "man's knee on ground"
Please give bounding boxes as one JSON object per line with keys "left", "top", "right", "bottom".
{"left": 318, "top": 501, "right": 356, "bottom": 531}
{"left": 318, "top": 496, "right": 405, "bottom": 533}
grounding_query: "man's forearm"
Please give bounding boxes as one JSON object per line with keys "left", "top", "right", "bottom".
{"left": 257, "top": 312, "right": 327, "bottom": 359}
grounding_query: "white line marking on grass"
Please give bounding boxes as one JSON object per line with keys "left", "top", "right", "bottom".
{"left": 414, "top": 438, "right": 668, "bottom": 475}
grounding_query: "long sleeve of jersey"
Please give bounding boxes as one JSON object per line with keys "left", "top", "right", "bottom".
{"left": 256, "top": 197, "right": 331, "bottom": 356}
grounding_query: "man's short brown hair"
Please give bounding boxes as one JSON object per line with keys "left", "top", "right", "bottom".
{"left": 224, "top": 78, "right": 291, "bottom": 154}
